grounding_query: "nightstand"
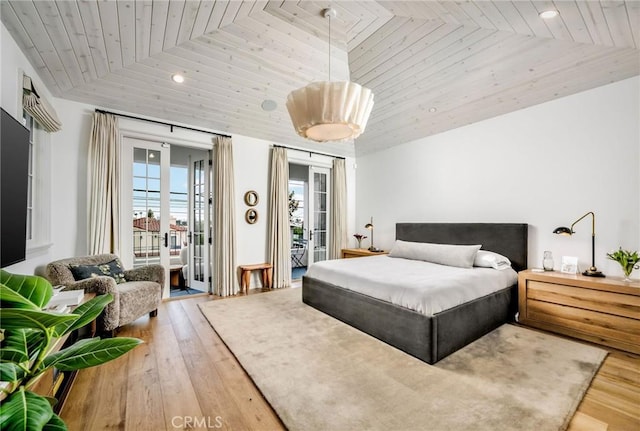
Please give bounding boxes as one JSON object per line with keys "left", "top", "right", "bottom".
{"left": 518, "top": 269, "right": 640, "bottom": 354}
{"left": 341, "top": 248, "right": 388, "bottom": 258}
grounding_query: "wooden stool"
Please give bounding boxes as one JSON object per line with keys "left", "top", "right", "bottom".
{"left": 239, "top": 263, "right": 273, "bottom": 294}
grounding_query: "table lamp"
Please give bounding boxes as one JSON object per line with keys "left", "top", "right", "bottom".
{"left": 364, "top": 217, "right": 376, "bottom": 251}
{"left": 553, "top": 211, "right": 605, "bottom": 277}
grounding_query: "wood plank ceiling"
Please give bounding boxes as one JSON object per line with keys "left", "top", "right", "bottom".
{"left": 2, "top": 1, "right": 638, "bottom": 157}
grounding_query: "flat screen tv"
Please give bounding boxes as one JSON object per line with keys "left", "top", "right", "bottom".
{"left": 1, "top": 107, "right": 30, "bottom": 268}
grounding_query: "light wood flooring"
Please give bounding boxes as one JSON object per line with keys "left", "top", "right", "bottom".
{"left": 61, "top": 287, "right": 639, "bottom": 431}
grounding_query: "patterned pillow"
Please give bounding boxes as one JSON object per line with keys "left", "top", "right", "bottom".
{"left": 69, "top": 259, "right": 126, "bottom": 284}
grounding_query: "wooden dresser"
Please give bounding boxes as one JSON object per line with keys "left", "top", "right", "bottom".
{"left": 518, "top": 270, "right": 640, "bottom": 354}
{"left": 341, "top": 248, "right": 388, "bottom": 258}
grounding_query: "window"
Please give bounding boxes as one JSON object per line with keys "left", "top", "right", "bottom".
{"left": 24, "top": 113, "right": 34, "bottom": 240}
{"left": 22, "top": 111, "right": 51, "bottom": 253}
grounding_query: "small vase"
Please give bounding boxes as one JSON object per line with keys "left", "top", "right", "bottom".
{"left": 542, "top": 251, "right": 554, "bottom": 271}
{"left": 356, "top": 239, "right": 362, "bottom": 249}
{"left": 622, "top": 264, "right": 639, "bottom": 282}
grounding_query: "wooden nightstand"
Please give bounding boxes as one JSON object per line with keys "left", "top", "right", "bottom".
{"left": 518, "top": 269, "right": 640, "bottom": 354}
{"left": 341, "top": 248, "right": 389, "bottom": 258}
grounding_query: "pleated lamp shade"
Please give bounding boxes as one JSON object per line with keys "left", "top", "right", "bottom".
{"left": 286, "top": 81, "right": 374, "bottom": 142}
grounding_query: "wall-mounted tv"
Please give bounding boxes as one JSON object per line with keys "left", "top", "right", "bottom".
{"left": 1, "top": 107, "right": 30, "bottom": 268}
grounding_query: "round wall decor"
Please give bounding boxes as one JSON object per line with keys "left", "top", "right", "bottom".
{"left": 245, "top": 208, "right": 258, "bottom": 224}
{"left": 244, "top": 190, "right": 259, "bottom": 206}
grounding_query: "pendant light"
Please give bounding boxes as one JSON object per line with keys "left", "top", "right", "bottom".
{"left": 286, "top": 8, "right": 374, "bottom": 142}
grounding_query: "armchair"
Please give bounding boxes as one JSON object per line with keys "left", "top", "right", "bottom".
{"left": 46, "top": 254, "right": 163, "bottom": 336}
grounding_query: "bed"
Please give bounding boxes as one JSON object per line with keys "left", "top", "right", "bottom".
{"left": 302, "top": 223, "right": 528, "bottom": 364}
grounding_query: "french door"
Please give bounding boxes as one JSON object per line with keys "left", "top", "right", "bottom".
{"left": 308, "top": 166, "right": 330, "bottom": 265}
{"left": 121, "top": 137, "right": 211, "bottom": 297}
{"left": 188, "top": 156, "right": 210, "bottom": 292}
{"left": 121, "top": 137, "right": 171, "bottom": 297}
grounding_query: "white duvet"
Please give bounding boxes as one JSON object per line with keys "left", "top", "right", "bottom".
{"left": 305, "top": 255, "right": 518, "bottom": 316}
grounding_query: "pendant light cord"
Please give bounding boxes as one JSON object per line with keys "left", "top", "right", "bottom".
{"left": 328, "top": 11, "right": 331, "bottom": 82}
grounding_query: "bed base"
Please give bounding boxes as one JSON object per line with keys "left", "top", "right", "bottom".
{"left": 302, "top": 277, "right": 515, "bottom": 364}
{"left": 302, "top": 222, "right": 527, "bottom": 364}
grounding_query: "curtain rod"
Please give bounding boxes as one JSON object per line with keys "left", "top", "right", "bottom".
{"left": 94, "top": 109, "right": 231, "bottom": 138}
{"left": 274, "top": 144, "right": 345, "bottom": 160}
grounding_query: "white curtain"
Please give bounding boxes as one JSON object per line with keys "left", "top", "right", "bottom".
{"left": 268, "top": 147, "right": 291, "bottom": 288}
{"left": 88, "top": 112, "right": 120, "bottom": 254}
{"left": 329, "top": 158, "right": 347, "bottom": 259}
{"left": 22, "top": 74, "right": 62, "bottom": 133}
{"left": 214, "top": 136, "right": 237, "bottom": 296}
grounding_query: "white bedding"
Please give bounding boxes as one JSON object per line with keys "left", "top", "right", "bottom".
{"left": 305, "top": 255, "right": 518, "bottom": 316}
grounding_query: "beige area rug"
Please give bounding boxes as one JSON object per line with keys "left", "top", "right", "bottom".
{"left": 199, "top": 288, "right": 606, "bottom": 431}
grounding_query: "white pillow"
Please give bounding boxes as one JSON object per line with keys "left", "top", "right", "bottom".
{"left": 474, "top": 250, "right": 512, "bottom": 270}
{"left": 388, "top": 240, "right": 481, "bottom": 268}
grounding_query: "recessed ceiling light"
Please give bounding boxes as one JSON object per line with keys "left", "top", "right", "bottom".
{"left": 428, "top": 107, "right": 437, "bottom": 113}
{"left": 261, "top": 99, "right": 277, "bottom": 111}
{"left": 171, "top": 73, "right": 185, "bottom": 83}
{"left": 539, "top": 10, "right": 559, "bottom": 19}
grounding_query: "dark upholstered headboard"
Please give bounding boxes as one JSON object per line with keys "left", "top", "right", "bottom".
{"left": 396, "top": 223, "right": 528, "bottom": 272}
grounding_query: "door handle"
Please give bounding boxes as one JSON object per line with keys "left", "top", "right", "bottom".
{"left": 164, "top": 232, "right": 168, "bottom": 248}
{"left": 309, "top": 230, "right": 314, "bottom": 241}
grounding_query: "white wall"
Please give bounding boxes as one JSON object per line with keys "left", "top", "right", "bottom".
{"left": 233, "top": 135, "right": 272, "bottom": 268}
{"left": 356, "top": 77, "right": 640, "bottom": 278}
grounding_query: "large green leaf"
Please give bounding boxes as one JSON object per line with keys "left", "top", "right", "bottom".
{"left": 0, "top": 346, "right": 28, "bottom": 364}
{"left": 0, "top": 270, "right": 53, "bottom": 309}
{"left": 52, "top": 294, "right": 113, "bottom": 337}
{"left": 0, "top": 329, "right": 45, "bottom": 363}
{"left": 44, "top": 337, "right": 142, "bottom": 371}
{"left": 0, "top": 389, "right": 54, "bottom": 431}
{"left": 0, "top": 309, "right": 78, "bottom": 332}
{"left": 42, "top": 414, "right": 67, "bottom": 431}
{"left": 0, "top": 362, "right": 25, "bottom": 383}
{"left": 42, "top": 338, "right": 96, "bottom": 369}
{"left": 0, "top": 285, "right": 39, "bottom": 310}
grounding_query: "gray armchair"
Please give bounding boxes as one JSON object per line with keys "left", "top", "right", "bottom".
{"left": 46, "top": 254, "right": 163, "bottom": 336}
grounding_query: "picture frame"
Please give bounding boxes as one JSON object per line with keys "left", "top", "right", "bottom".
{"left": 560, "top": 256, "right": 578, "bottom": 274}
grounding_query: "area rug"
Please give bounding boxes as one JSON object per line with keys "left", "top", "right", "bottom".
{"left": 199, "top": 288, "right": 606, "bottom": 431}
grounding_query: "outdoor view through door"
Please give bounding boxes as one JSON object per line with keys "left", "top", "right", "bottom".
{"left": 124, "top": 137, "right": 211, "bottom": 298}
{"left": 289, "top": 163, "right": 330, "bottom": 280}
{"left": 130, "top": 143, "right": 170, "bottom": 297}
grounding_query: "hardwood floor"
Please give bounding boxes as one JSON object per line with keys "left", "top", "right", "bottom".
{"left": 61, "top": 289, "right": 284, "bottom": 431}
{"left": 61, "top": 288, "right": 639, "bottom": 431}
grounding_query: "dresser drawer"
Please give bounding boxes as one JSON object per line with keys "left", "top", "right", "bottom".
{"left": 526, "top": 298, "right": 640, "bottom": 344}
{"left": 525, "top": 280, "right": 640, "bottom": 319}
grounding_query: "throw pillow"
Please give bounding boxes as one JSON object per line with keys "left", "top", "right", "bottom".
{"left": 473, "top": 250, "right": 512, "bottom": 270}
{"left": 69, "top": 259, "right": 126, "bottom": 284}
{"left": 389, "top": 240, "right": 481, "bottom": 268}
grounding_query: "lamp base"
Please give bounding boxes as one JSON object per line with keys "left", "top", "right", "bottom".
{"left": 582, "top": 267, "right": 605, "bottom": 277}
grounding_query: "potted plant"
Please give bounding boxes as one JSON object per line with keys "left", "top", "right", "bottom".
{"left": 353, "top": 234, "right": 367, "bottom": 249}
{"left": 0, "top": 269, "right": 142, "bottom": 430}
{"left": 606, "top": 248, "right": 640, "bottom": 281}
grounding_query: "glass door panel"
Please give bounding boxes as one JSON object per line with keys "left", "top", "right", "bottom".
{"left": 190, "top": 158, "right": 208, "bottom": 291}
{"left": 310, "top": 167, "right": 330, "bottom": 264}
{"left": 132, "top": 148, "right": 163, "bottom": 267}
{"left": 123, "top": 138, "right": 170, "bottom": 298}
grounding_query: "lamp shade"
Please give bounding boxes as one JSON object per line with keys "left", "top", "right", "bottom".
{"left": 286, "top": 81, "right": 374, "bottom": 142}
{"left": 553, "top": 226, "right": 573, "bottom": 235}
